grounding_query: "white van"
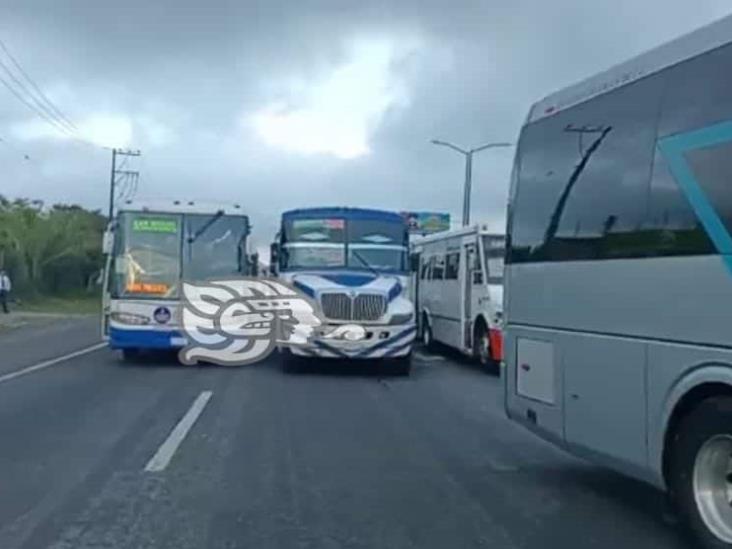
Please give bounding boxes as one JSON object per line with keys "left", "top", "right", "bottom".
{"left": 411, "top": 225, "right": 504, "bottom": 371}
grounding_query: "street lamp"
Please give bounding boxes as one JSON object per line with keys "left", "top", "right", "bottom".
{"left": 431, "top": 139, "right": 512, "bottom": 226}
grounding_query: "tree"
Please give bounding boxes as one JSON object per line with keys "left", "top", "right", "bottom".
{"left": 0, "top": 196, "right": 105, "bottom": 295}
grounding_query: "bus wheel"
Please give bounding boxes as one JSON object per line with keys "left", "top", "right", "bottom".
{"left": 121, "top": 348, "right": 140, "bottom": 363}
{"left": 421, "top": 314, "right": 434, "bottom": 350}
{"left": 670, "top": 396, "right": 732, "bottom": 549}
{"left": 473, "top": 322, "right": 498, "bottom": 375}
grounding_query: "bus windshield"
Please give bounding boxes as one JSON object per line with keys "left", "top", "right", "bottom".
{"left": 114, "top": 213, "right": 182, "bottom": 298}
{"left": 482, "top": 235, "right": 505, "bottom": 284}
{"left": 281, "top": 217, "right": 407, "bottom": 272}
{"left": 184, "top": 214, "right": 247, "bottom": 280}
{"left": 113, "top": 211, "right": 249, "bottom": 299}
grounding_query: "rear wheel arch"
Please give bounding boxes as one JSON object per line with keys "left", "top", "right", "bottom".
{"left": 662, "top": 381, "right": 732, "bottom": 487}
{"left": 473, "top": 314, "right": 488, "bottom": 337}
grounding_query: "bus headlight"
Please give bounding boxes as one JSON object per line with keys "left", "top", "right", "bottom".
{"left": 388, "top": 312, "right": 414, "bottom": 325}
{"left": 110, "top": 312, "right": 150, "bottom": 325}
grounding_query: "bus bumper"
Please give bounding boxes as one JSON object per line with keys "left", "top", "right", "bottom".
{"left": 288, "top": 323, "right": 416, "bottom": 359}
{"left": 108, "top": 326, "right": 187, "bottom": 350}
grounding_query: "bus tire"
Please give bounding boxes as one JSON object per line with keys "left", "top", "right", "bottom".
{"left": 421, "top": 314, "right": 434, "bottom": 351}
{"left": 669, "top": 396, "right": 732, "bottom": 549}
{"left": 121, "top": 348, "right": 140, "bottom": 363}
{"left": 473, "top": 320, "right": 499, "bottom": 375}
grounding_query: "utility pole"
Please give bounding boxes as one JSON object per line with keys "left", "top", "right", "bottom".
{"left": 431, "top": 139, "right": 512, "bottom": 226}
{"left": 108, "top": 148, "right": 141, "bottom": 219}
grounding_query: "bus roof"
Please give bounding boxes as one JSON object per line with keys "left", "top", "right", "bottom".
{"left": 118, "top": 199, "right": 247, "bottom": 217}
{"left": 411, "top": 224, "right": 505, "bottom": 247}
{"left": 528, "top": 14, "right": 732, "bottom": 125}
{"left": 282, "top": 207, "right": 404, "bottom": 223}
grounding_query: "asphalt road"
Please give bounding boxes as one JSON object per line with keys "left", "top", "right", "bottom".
{"left": 0, "top": 317, "right": 693, "bottom": 549}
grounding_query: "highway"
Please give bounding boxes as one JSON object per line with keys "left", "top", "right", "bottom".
{"left": 0, "top": 317, "right": 691, "bottom": 549}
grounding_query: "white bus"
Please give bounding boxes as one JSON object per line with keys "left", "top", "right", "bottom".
{"left": 270, "top": 207, "right": 416, "bottom": 374}
{"left": 411, "top": 225, "right": 504, "bottom": 372}
{"left": 505, "top": 15, "right": 732, "bottom": 549}
{"left": 102, "top": 199, "right": 252, "bottom": 360}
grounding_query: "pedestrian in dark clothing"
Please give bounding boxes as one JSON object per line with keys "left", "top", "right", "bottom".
{"left": 0, "top": 270, "right": 11, "bottom": 313}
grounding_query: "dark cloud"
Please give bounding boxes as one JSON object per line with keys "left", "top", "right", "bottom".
{"left": 0, "top": 1, "right": 731, "bottom": 252}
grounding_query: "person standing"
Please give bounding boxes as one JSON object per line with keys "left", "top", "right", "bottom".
{"left": 0, "top": 270, "right": 11, "bottom": 313}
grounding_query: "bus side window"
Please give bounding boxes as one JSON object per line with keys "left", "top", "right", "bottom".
{"left": 432, "top": 255, "right": 445, "bottom": 280}
{"left": 420, "top": 256, "right": 431, "bottom": 280}
{"left": 445, "top": 252, "right": 460, "bottom": 280}
{"left": 472, "top": 249, "right": 483, "bottom": 285}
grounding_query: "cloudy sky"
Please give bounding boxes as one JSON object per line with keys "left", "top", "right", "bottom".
{"left": 1, "top": 1, "right": 731, "bottom": 254}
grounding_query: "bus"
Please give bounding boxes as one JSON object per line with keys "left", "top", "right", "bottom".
{"left": 270, "top": 207, "right": 415, "bottom": 374}
{"left": 505, "top": 15, "right": 732, "bottom": 549}
{"left": 411, "top": 225, "right": 504, "bottom": 373}
{"left": 102, "top": 199, "right": 252, "bottom": 360}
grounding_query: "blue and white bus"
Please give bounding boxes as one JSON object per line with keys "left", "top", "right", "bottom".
{"left": 102, "top": 199, "right": 251, "bottom": 360}
{"left": 271, "top": 207, "right": 415, "bottom": 373}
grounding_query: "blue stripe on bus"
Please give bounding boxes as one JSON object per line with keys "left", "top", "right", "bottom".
{"left": 292, "top": 279, "right": 316, "bottom": 298}
{"left": 387, "top": 280, "right": 402, "bottom": 302}
{"left": 354, "top": 325, "right": 416, "bottom": 357}
{"left": 318, "top": 273, "right": 376, "bottom": 287}
{"left": 312, "top": 339, "right": 350, "bottom": 357}
{"left": 383, "top": 339, "right": 414, "bottom": 358}
{"left": 109, "top": 327, "right": 183, "bottom": 349}
{"left": 658, "top": 119, "right": 732, "bottom": 274}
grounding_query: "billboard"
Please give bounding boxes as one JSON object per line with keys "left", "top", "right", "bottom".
{"left": 400, "top": 211, "right": 451, "bottom": 235}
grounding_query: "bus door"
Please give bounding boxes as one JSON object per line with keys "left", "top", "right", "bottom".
{"left": 101, "top": 227, "right": 114, "bottom": 338}
{"left": 463, "top": 242, "right": 476, "bottom": 349}
{"left": 409, "top": 251, "right": 421, "bottom": 325}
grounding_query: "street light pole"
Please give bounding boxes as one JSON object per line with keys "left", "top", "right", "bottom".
{"left": 431, "top": 139, "right": 512, "bottom": 226}
{"left": 463, "top": 151, "right": 473, "bottom": 226}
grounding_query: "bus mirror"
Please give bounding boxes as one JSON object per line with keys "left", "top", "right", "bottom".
{"left": 102, "top": 230, "right": 114, "bottom": 255}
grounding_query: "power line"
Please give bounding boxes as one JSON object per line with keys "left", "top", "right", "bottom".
{"left": 0, "top": 38, "right": 78, "bottom": 132}
{"left": 0, "top": 37, "right": 97, "bottom": 149}
{"left": 0, "top": 54, "right": 76, "bottom": 136}
{"left": 0, "top": 71, "right": 75, "bottom": 139}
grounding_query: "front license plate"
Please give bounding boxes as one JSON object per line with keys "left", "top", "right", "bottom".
{"left": 170, "top": 336, "right": 188, "bottom": 347}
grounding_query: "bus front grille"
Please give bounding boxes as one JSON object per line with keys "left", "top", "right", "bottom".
{"left": 353, "top": 294, "right": 387, "bottom": 321}
{"left": 319, "top": 293, "right": 386, "bottom": 322}
{"left": 320, "top": 293, "right": 352, "bottom": 321}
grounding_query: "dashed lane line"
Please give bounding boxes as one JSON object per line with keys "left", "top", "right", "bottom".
{"left": 0, "top": 342, "right": 107, "bottom": 385}
{"left": 144, "top": 390, "right": 213, "bottom": 473}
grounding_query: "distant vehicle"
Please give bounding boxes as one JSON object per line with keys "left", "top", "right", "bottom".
{"left": 505, "top": 15, "right": 732, "bottom": 549}
{"left": 270, "top": 207, "right": 415, "bottom": 374}
{"left": 411, "top": 225, "right": 504, "bottom": 372}
{"left": 101, "top": 199, "right": 252, "bottom": 360}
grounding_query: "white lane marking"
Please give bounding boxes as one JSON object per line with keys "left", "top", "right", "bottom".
{"left": 0, "top": 342, "right": 107, "bottom": 385}
{"left": 145, "top": 390, "right": 213, "bottom": 473}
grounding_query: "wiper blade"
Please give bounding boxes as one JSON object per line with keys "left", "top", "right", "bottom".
{"left": 187, "top": 210, "right": 224, "bottom": 244}
{"left": 351, "top": 249, "right": 379, "bottom": 277}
